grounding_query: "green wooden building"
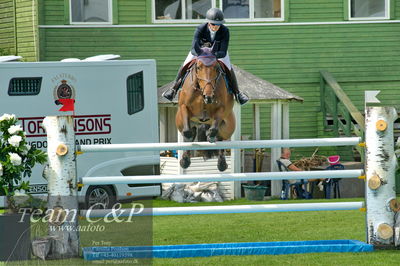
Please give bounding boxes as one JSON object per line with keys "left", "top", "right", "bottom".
{"left": 2, "top": 0, "right": 400, "bottom": 160}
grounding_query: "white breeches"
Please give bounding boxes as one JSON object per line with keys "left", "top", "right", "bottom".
{"left": 183, "top": 51, "right": 232, "bottom": 70}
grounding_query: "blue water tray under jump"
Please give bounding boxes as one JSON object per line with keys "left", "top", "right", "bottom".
{"left": 82, "top": 240, "right": 373, "bottom": 260}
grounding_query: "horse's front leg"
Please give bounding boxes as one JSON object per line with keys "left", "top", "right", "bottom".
{"left": 176, "top": 104, "right": 196, "bottom": 142}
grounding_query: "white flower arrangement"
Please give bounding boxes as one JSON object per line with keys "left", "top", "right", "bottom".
{"left": 0, "top": 113, "right": 16, "bottom": 122}
{"left": 0, "top": 114, "right": 47, "bottom": 199}
{"left": 9, "top": 152, "right": 22, "bottom": 166}
{"left": 8, "top": 125, "right": 23, "bottom": 135}
{"left": 8, "top": 135, "right": 22, "bottom": 147}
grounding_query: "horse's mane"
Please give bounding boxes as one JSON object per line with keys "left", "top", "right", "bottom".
{"left": 197, "top": 47, "right": 216, "bottom": 66}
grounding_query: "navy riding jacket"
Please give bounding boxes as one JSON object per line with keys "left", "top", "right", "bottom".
{"left": 191, "top": 23, "right": 230, "bottom": 59}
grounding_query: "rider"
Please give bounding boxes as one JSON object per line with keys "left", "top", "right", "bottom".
{"left": 162, "top": 8, "right": 249, "bottom": 105}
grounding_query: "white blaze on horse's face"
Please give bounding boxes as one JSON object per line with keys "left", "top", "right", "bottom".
{"left": 196, "top": 60, "right": 219, "bottom": 104}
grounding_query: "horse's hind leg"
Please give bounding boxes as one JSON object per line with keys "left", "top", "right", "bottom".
{"left": 180, "top": 150, "right": 191, "bottom": 169}
{"left": 216, "top": 112, "right": 236, "bottom": 140}
{"left": 198, "top": 124, "right": 209, "bottom": 142}
{"left": 176, "top": 105, "right": 195, "bottom": 168}
{"left": 207, "top": 107, "right": 227, "bottom": 143}
{"left": 198, "top": 124, "right": 215, "bottom": 159}
{"left": 179, "top": 127, "right": 196, "bottom": 169}
{"left": 215, "top": 113, "right": 235, "bottom": 171}
{"left": 207, "top": 116, "right": 221, "bottom": 143}
{"left": 217, "top": 149, "right": 228, "bottom": 172}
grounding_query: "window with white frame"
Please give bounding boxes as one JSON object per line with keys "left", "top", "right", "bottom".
{"left": 350, "top": 0, "right": 388, "bottom": 19}
{"left": 70, "top": 0, "right": 112, "bottom": 24}
{"left": 154, "top": 0, "right": 214, "bottom": 21}
{"left": 222, "top": 0, "right": 282, "bottom": 20}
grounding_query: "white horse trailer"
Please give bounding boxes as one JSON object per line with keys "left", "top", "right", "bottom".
{"left": 0, "top": 59, "right": 160, "bottom": 208}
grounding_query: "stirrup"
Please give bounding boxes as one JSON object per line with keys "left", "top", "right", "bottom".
{"left": 162, "top": 88, "right": 177, "bottom": 101}
{"left": 236, "top": 92, "right": 249, "bottom": 105}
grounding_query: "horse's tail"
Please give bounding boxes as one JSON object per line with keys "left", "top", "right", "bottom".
{"left": 197, "top": 124, "right": 218, "bottom": 160}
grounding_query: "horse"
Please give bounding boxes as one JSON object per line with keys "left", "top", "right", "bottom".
{"left": 175, "top": 47, "right": 236, "bottom": 172}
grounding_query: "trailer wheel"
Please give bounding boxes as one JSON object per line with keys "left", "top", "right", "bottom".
{"left": 85, "top": 185, "right": 116, "bottom": 209}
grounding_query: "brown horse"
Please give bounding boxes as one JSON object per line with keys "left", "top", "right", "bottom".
{"left": 175, "top": 47, "right": 236, "bottom": 171}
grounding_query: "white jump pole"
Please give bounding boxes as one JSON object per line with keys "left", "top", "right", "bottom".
{"left": 77, "top": 137, "right": 361, "bottom": 153}
{"left": 365, "top": 106, "right": 398, "bottom": 247}
{"left": 82, "top": 169, "right": 363, "bottom": 185}
{"left": 81, "top": 202, "right": 364, "bottom": 217}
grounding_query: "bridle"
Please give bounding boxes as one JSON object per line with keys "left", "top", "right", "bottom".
{"left": 191, "top": 58, "right": 223, "bottom": 96}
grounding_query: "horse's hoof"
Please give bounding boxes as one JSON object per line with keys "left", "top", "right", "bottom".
{"left": 217, "top": 157, "right": 228, "bottom": 172}
{"left": 209, "top": 128, "right": 218, "bottom": 138}
{"left": 183, "top": 130, "right": 193, "bottom": 141}
{"left": 183, "top": 127, "right": 197, "bottom": 142}
{"left": 190, "top": 127, "right": 197, "bottom": 141}
{"left": 207, "top": 128, "right": 218, "bottom": 143}
{"left": 180, "top": 157, "right": 191, "bottom": 169}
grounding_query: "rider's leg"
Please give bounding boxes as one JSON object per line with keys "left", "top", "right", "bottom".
{"left": 219, "top": 53, "right": 249, "bottom": 105}
{"left": 226, "top": 68, "right": 249, "bottom": 105}
{"left": 162, "top": 65, "right": 188, "bottom": 101}
{"left": 163, "top": 52, "right": 194, "bottom": 101}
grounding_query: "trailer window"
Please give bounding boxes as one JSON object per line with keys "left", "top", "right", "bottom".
{"left": 8, "top": 77, "right": 42, "bottom": 96}
{"left": 127, "top": 71, "right": 144, "bottom": 115}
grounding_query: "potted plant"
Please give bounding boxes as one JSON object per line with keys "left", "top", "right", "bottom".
{"left": 0, "top": 113, "right": 47, "bottom": 261}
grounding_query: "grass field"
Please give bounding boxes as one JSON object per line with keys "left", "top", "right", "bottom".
{"left": 2, "top": 198, "right": 400, "bottom": 265}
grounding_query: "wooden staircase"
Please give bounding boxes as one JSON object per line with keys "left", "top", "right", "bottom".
{"left": 319, "top": 71, "right": 365, "bottom": 161}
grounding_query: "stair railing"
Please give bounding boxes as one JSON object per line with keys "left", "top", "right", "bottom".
{"left": 320, "top": 70, "right": 365, "bottom": 160}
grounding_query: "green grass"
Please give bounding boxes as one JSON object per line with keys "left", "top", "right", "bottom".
{"left": 4, "top": 198, "right": 400, "bottom": 265}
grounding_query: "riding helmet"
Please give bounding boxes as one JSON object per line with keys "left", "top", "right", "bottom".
{"left": 206, "top": 8, "right": 225, "bottom": 24}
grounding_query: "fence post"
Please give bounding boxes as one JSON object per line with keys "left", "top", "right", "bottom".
{"left": 344, "top": 109, "right": 352, "bottom": 136}
{"left": 319, "top": 74, "right": 326, "bottom": 128}
{"left": 332, "top": 95, "right": 339, "bottom": 136}
{"left": 365, "top": 107, "right": 398, "bottom": 247}
{"left": 42, "top": 116, "right": 79, "bottom": 258}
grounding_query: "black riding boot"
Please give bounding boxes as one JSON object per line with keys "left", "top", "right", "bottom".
{"left": 227, "top": 69, "right": 249, "bottom": 105}
{"left": 162, "top": 65, "right": 188, "bottom": 101}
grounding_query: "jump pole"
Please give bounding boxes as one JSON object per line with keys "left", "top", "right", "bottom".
{"left": 82, "top": 169, "right": 363, "bottom": 185}
{"left": 77, "top": 137, "right": 361, "bottom": 153}
{"left": 81, "top": 202, "right": 364, "bottom": 217}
